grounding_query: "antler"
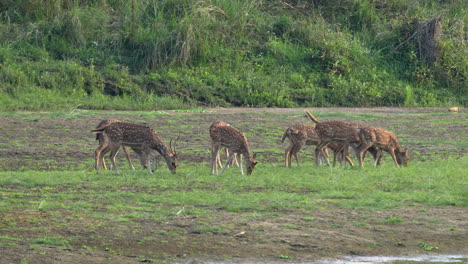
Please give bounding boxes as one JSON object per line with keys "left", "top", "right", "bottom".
{"left": 170, "top": 135, "right": 180, "bottom": 155}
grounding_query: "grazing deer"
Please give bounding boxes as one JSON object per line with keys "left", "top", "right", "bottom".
{"left": 209, "top": 121, "right": 257, "bottom": 175}
{"left": 304, "top": 111, "right": 380, "bottom": 166}
{"left": 210, "top": 121, "right": 237, "bottom": 168}
{"left": 95, "top": 119, "right": 135, "bottom": 170}
{"left": 357, "top": 126, "right": 409, "bottom": 168}
{"left": 281, "top": 124, "right": 357, "bottom": 167}
{"left": 92, "top": 122, "right": 178, "bottom": 174}
{"left": 282, "top": 124, "right": 319, "bottom": 167}
{"left": 95, "top": 119, "right": 159, "bottom": 171}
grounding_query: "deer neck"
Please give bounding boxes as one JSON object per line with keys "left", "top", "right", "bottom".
{"left": 241, "top": 145, "right": 254, "bottom": 162}
{"left": 153, "top": 143, "right": 173, "bottom": 159}
{"left": 389, "top": 137, "right": 403, "bottom": 152}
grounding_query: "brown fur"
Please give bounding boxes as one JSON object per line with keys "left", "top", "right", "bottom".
{"left": 92, "top": 122, "right": 177, "bottom": 174}
{"left": 304, "top": 110, "right": 381, "bottom": 166}
{"left": 210, "top": 121, "right": 239, "bottom": 168}
{"left": 280, "top": 124, "right": 353, "bottom": 167}
{"left": 209, "top": 121, "right": 257, "bottom": 175}
{"left": 357, "top": 126, "right": 409, "bottom": 168}
{"left": 95, "top": 119, "right": 135, "bottom": 170}
{"left": 282, "top": 124, "right": 319, "bottom": 167}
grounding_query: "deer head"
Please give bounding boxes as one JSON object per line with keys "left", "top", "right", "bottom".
{"left": 166, "top": 136, "right": 179, "bottom": 174}
{"left": 246, "top": 153, "right": 258, "bottom": 175}
{"left": 396, "top": 148, "right": 409, "bottom": 166}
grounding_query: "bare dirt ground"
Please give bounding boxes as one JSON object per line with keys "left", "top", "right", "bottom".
{"left": 0, "top": 107, "right": 467, "bottom": 263}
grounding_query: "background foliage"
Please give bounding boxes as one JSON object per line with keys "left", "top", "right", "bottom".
{"left": 0, "top": 0, "right": 466, "bottom": 110}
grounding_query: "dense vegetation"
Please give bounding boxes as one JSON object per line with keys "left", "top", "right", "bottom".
{"left": 0, "top": 0, "right": 466, "bottom": 110}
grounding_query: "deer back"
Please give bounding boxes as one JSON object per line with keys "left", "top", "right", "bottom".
{"left": 95, "top": 122, "right": 155, "bottom": 145}
{"left": 210, "top": 125, "right": 250, "bottom": 155}
{"left": 284, "top": 124, "right": 319, "bottom": 145}
{"left": 95, "top": 119, "right": 122, "bottom": 140}
{"left": 315, "top": 121, "right": 360, "bottom": 143}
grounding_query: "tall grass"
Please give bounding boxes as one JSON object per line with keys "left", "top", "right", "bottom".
{"left": 0, "top": 0, "right": 466, "bottom": 110}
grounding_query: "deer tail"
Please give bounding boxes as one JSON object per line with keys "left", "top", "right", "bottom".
{"left": 91, "top": 128, "right": 104, "bottom": 133}
{"left": 304, "top": 110, "right": 320, "bottom": 124}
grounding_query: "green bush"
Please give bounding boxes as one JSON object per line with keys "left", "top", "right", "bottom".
{"left": 0, "top": 0, "right": 465, "bottom": 110}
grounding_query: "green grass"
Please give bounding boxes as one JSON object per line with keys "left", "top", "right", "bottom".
{"left": 1, "top": 157, "right": 466, "bottom": 222}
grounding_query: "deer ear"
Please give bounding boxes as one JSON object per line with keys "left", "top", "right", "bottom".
{"left": 254, "top": 162, "right": 258, "bottom": 166}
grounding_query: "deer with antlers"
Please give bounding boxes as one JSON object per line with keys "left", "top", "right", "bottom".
{"left": 95, "top": 119, "right": 160, "bottom": 171}
{"left": 92, "top": 122, "right": 178, "bottom": 174}
{"left": 304, "top": 111, "right": 381, "bottom": 166}
{"left": 357, "top": 126, "right": 409, "bottom": 168}
{"left": 209, "top": 121, "right": 257, "bottom": 175}
{"left": 282, "top": 124, "right": 357, "bottom": 167}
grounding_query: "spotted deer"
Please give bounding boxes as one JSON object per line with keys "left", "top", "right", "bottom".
{"left": 304, "top": 111, "right": 381, "bottom": 166}
{"left": 281, "top": 124, "right": 356, "bottom": 167}
{"left": 95, "top": 119, "right": 135, "bottom": 170}
{"left": 209, "top": 121, "right": 238, "bottom": 168}
{"left": 95, "top": 119, "right": 159, "bottom": 171}
{"left": 209, "top": 121, "right": 257, "bottom": 175}
{"left": 92, "top": 122, "right": 178, "bottom": 174}
{"left": 357, "top": 126, "right": 409, "bottom": 168}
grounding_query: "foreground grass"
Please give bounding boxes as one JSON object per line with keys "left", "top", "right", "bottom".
{"left": 1, "top": 157, "right": 466, "bottom": 221}
{"left": 0, "top": 157, "right": 466, "bottom": 262}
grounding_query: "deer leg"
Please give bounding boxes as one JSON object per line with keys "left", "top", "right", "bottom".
{"left": 149, "top": 152, "right": 159, "bottom": 171}
{"left": 293, "top": 142, "right": 304, "bottom": 167}
{"left": 122, "top": 146, "right": 135, "bottom": 170}
{"left": 211, "top": 144, "right": 221, "bottom": 175}
{"left": 220, "top": 154, "right": 234, "bottom": 175}
{"left": 315, "top": 141, "right": 330, "bottom": 166}
{"left": 233, "top": 153, "right": 239, "bottom": 167}
{"left": 285, "top": 142, "right": 295, "bottom": 167}
{"left": 225, "top": 149, "right": 231, "bottom": 167}
{"left": 389, "top": 149, "right": 400, "bottom": 168}
{"left": 145, "top": 153, "right": 153, "bottom": 174}
{"left": 320, "top": 148, "right": 330, "bottom": 166}
{"left": 374, "top": 149, "right": 383, "bottom": 167}
{"left": 364, "top": 146, "right": 380, "bottom": 167}
{"left": 345, "top": 154, "right": 354, "bottom": 167}
{"left": 340, "top": 144, "right": 350, "bottom": 166}
{"left": 108, "top": 146, "right": 120, "bottom": 175}
{"left": 239, "top": 154, "right": 244, "bottom": 175}
{"left": 95, "top": 137, "right": 110, "bottom": 173}
{"left": 97, "top": 136, "right": 108, "bottom": 170}
{"left": 332, "top": 145, "right": 345, "bottom": 167}
{"left": 216, "top": 150, "right": 223, "bottom": 168}
{"left": 101, "top": 149, "right": 108, "bottom": 170}
{"left": 285, "top": 146, "right": 291, "bottom": 167}
{"left": 100, "top": 145, "right": 112, "bottom": 170}
{"left": 107, "top": 146, "right": 120, "bottom": 170}
{"left": 357, "top": 144, "right": 371, "bottom": 168}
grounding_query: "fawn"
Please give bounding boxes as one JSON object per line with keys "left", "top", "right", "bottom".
{"left": 357, "top": 126, "right": 409, "bottom": 168}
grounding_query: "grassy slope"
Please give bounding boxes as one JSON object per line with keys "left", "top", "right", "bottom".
{"left": 0, "top": 0, "right": 466, "bottom": 110}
